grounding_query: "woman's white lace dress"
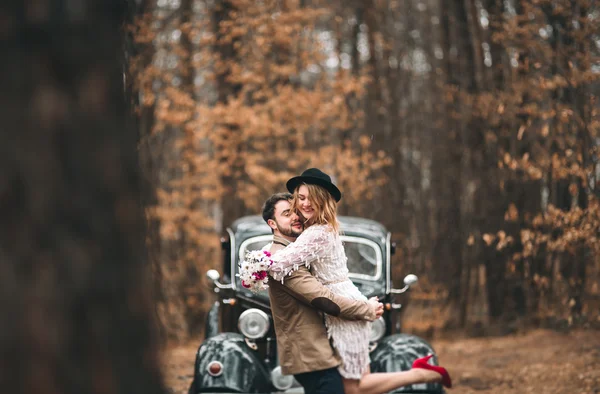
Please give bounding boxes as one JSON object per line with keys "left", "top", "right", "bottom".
{"left": 270, "top": 224, "right": 370, "bottom": 379}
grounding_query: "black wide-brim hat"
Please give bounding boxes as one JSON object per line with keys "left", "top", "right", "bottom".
{"left": 286, "top": 168, "right": 342, "bottom": 202}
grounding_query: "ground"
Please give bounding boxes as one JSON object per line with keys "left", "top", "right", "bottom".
{"left": 434, "top": 330, "right": 600, "bottom": 394}
{"left": 163, "top": 329, "right": 600, "bottom": 394}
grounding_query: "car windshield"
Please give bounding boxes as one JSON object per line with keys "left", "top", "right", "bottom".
{"left": 238, "top": 235, "right": 382, "bottom": 282}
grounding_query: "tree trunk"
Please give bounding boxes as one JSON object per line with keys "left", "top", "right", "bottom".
{"left": 212, "top": 0, "right": 251, "bottom": 228}
{"left": 0, "top": 1, "right": 165, "bottom": 393}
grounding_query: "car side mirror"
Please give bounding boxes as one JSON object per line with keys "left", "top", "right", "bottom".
{"left": 390, "top": 273, "right": 419, "bottom": 294}
{"left": 206, "top": 269, "right": 233, "bottom": 290}
{"left": 403, "top": 274, "right": 418, "bottom": 287}
{"left": 207, "top": 269, "right": 221, "bottom": 283}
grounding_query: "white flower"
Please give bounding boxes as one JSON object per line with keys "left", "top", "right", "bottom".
{"left": 237, "top": 249, "right": 274, "bottom": 293}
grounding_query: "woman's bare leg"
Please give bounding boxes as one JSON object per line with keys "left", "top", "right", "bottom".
{"left": 341, "top": 378, "right": 360, "bottom": 394}
{"left": 343, "top": 366, "right": 442, "bottom": 394}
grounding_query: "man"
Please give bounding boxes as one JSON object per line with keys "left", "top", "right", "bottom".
{"left": 261, "top": 193, "right": 383, "bottom": 394}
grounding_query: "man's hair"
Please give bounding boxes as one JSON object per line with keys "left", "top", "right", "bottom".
{"left": 262, "top": 192, "right": 293, "bottom": 224}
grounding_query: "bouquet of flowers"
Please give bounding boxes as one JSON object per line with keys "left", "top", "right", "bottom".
{"left": 237, "top": 249, "right": 273, "bottom": 293}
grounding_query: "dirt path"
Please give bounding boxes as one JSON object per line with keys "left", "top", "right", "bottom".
{"left": 434, "top": 330, "right": 600, "bottom": 394}
{"left": 164, "top": 329, "right": 600, "bottom": 394}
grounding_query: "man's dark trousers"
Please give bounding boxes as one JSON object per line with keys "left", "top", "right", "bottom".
{"left": 294, "top": 367, "right": 345, "bottom": 394}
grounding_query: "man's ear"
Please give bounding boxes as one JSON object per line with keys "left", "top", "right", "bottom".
{"left": 267, "top": 218, "right": 277, "bottom": 231}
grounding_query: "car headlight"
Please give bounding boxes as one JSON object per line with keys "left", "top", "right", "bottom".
{"left": 271, "top": 366, "right": 294, "bottom": 391}
{"left": 238, "top": 308, "right": 270, "bottom": 339}
{"left": 370, "top": 317, "right": 386, "bottom": 343}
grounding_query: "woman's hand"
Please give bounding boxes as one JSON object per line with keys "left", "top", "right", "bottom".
{"left": 368, "top": 296, "right": 384, "bottom": 319}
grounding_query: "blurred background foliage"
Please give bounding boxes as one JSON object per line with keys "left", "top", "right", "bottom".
{"left": 126, "top": 0, "right": 600, "bottom": 342}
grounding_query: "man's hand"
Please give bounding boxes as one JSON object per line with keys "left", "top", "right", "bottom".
{"left": 367, "top": 296, "right": 384, "bottom": 320}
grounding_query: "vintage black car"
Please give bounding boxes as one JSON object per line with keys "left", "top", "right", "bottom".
{"left": 189, "top": 215, "right": 445, "bottom": 393}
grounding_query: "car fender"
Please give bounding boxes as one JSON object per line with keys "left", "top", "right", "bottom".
{"left": 370, "top": 334, "right": 444, "bottom": 393}
{"left": 204, "top": 301, "right": 219, "bottom": 339}
{"left": 189, "top": 333, "right": 272, "bottom": 394}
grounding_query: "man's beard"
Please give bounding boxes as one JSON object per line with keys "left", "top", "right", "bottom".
{"left": 277, "top": 221, "right": 303, "bottom": 238}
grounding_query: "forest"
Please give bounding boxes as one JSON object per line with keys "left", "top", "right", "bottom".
{"left": 129, "top": 0, "right": 600, "bottom": 341}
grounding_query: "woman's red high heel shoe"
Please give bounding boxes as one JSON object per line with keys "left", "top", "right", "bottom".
{"left": 412, "top": 354, "right": 452, "bottom": 388}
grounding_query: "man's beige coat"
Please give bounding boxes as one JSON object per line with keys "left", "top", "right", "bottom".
{"left": 268, "top": 239, "right": 375, "bottom": 376}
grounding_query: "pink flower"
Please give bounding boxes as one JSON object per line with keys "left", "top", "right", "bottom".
{"left": 241, "top": 280, "right": 250, "bottom": 289}
{"left": 252, "top": 271, "right": 268, "bottom": 280}
{"left": 264, "top": 250, "right": 271, "bottom": 257}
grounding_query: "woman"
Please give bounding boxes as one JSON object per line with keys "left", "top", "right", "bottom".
{"left": 270, "top": 168, "right": 451, "bottom": 394}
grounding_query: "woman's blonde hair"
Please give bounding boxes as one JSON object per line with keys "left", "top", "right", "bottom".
{"left": 292, "top": 183, "right": 340, "bottom": 233}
